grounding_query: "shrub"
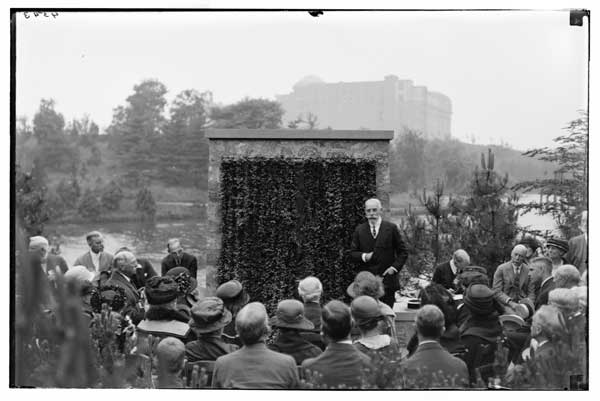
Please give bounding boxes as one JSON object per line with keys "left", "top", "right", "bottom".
{"left": 78, "top": 189, "right": 102, "bottom": 220}
{"left": 101, "top": 180, "right": 124, "bottom": 211}
{"left": 217, "top": 157, "right": 377, "bottom": 312}
{"left": 135, "top": 187, "right": 156, "bottom": 220}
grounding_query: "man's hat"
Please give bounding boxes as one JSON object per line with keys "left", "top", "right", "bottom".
{"left": 145, "top": 276, "right": 179, "bottom": 305}
{"left": 165, "top": 266, "right": 198, "bottom": 295}
{"left": 216, "top": 280, "right": 250, "bottom": 304}
{"left": 189, "top": 297, "right": 232, "bottom": 333}
{"left": 350, "top": 295, "right": 383, "bottom": 326}
{"left": 269, "top": 299, "right": 314, "bottom": 331}
{"left": 546, "top": 238, "right": 569, "bottom": 254}
{"left": 499, "top": 314, "right": 526, "bottom": 330}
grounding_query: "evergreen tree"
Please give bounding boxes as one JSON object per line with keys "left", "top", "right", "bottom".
{"left": 100, "top": 180, "right": 124, "bottom": 211}
{"left": 135, "top": 187, "right": 156, "bottom": 220}
{"left": 157, "top": 89, "right": 211, "bottom": 187}
{"left": 513, "top": 111, "right": 588, "bottom": 237}
{"left": 109, "top": 79, "right": 168, "bottom": 185}
{"left": 210, "top": 97, "right": 284, "bottom": 129}
{"left": 15, "top": 163, "right": 51, "bottom": 235}
{"left": 447, "top": 149, "right": 519, "bottom": 279}
{"left": 77, "top": 189, "right": 102, "bottom": 221}
{"left": 32, "top": 99, "right": 80, "bottom": 172}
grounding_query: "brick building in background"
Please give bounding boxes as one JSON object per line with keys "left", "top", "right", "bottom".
{"left": 276, "top": 75, "right": 452, "bottom": 139}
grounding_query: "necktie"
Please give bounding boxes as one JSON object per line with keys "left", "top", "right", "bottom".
{"left": 371, "top": 225, "right": 377, "bottom": 238}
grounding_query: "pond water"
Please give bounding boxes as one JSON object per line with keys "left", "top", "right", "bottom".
{"left": 46, "top": 193, "right": 555, "bottom": 283}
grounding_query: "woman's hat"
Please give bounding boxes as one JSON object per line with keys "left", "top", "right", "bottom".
{"left": 546, "top": 238, "right": 569, "bottom": 254}
{"left": 346, "top": 271, "right": 384, "bottom": 299}
{"left": 216, "top": 280, "right": 250, "bottom": 304}
{"left": 145, "top": 276, "right": 179, "bottom": 305}
{"left": 463, "top": 284, "right": 495, "bottom": 315}
{"left": 350, "top": 295, "right": 383, "bottom": 325}
{"left": 189, "top": 297, "right": 232, "bottom": 333}
{"left": 269, "top": 299, "right": 314, "bottom": 331}
{"left": 165, "top": 266, "right": 198, "bottom": 295}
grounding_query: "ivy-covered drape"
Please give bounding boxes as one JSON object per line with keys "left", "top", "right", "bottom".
{"left": 217, "top": 157, "right": 377, "bottom": 312}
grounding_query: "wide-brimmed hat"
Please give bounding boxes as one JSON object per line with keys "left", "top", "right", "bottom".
{"left": 65, "top": 265, "right": 96, "bottom": 284}
{"left": 165, "top": 266, "right": 198, "bottom": 295}
{"left": 189, "top": 297, "right": 232, "bottom": 333}
{"left": 269, "top": 299, "right": 314, "bottom": 331}
{"left": 463, "top": 284, "right": 495, "bottom": 315}
{"left": 346, "top": 271, "right": 384, "bottom": 299}
{"left": 546, "top": 238, "right": 569, "bottom": 254}
{"left": 216, "top": 280, "right": 250, "bottom": 304}
{"left": 499, "top": 314, "right": 526, "bottom": 329}
{"left": 145, "top": 276, "right": 179, "bottom": 305}
{"left": 351, "top": 295, "right": 383, "bottom": 325}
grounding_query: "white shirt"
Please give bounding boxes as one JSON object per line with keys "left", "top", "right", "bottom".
{"left": 337, "top": 339, "right": 353, "bottom": 345}
{"left": 418, "top": 340, "right": 439, "bottom": 346}
{"left": 369, "top": 216, "right": 382, "bottom": 238}
{"left": 450, "top": 259, "right": 458, "bottom": 275}
{"left": 90, "top": 250, "right": 101, "bottom": 271}
{"left": 361, "top": 217, "right": 382, "bottom": 263}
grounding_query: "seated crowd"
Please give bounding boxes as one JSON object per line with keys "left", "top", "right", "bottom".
{"left": 23, "top": 231, "right": 587, "bottom": 389}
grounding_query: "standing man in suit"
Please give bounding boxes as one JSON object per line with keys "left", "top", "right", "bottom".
{"left": 400, "top": 305, "right": 469, "bottom": 389}
{"left": 432, "top": 249, "right": 470, "bottom": 292}
{"left": 492, "top": 245, "right": 531, "bottom": 307}
{"left": 565, "top": 211, "right": 588, "bottom": 275}
{"left": 350, "top": 198, "right": 408, "bottom": 308}
{"left": 73, "top": 231, "right": 113, "bottom": 274}
{"left": 161, "top": 238, "right": 198, "bottom": 279}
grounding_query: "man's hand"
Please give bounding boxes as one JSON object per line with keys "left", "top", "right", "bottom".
{"left": 382, "top": 267, "right": 397, "bottom": 276}
{"left": 363, "top": 252, "right": 373, "bottom": 262}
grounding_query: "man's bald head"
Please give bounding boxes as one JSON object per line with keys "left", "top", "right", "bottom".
{"left": 235, "top": 302, "right": 270, "bottom": 345}
{"left": 452, "top": 249, "right": 470, "bottom": 270}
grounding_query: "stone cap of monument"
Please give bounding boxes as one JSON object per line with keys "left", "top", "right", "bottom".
{"left": 206, "top": 129, "right": 394, "bottom": 141}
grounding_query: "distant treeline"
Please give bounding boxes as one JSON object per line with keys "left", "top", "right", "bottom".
{"left": 15, "top": 78, "right": 557, "bottom": 229}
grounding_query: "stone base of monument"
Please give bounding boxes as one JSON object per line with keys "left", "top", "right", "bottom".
{"left": 393, "top": 297, "right": 420, "bottom": 350}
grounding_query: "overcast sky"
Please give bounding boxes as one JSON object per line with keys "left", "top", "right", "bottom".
{"left": 15, "top": 10, "right": 588, "bottom": 150}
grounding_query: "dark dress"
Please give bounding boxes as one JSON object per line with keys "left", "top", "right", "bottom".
{"left": 269, "top": 329, "right": 322, "bottom": 365}
{"left": 459, "top": 314, "right": 504, "bottom": 385}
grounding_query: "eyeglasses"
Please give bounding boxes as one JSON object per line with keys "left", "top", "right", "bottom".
{"left": 365, "top": 208, "right": 379, "bottom": 212}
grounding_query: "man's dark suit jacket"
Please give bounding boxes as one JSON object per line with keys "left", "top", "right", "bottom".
{"left": 161, "top": 252, "right": 198, "bottom": 278}
{"left": 535, "top": 277, "right": 556, "bottom": 310}
{"left": 46, "top": 254, "right": 69, "bottom": 274}
{"left": 566, "top": 234, "right": 587, "bottom": 274}
{"left": 131, "top": 257, "right": 158, "bottom": 289}
{"left": 400, "top": 341, "right": 469, "bottom": 389}
{"left": 106, "top": 270, "right": 143, "bottom": 323}
{"left": 301, "top": 342, "right": 373, "bottom": 389}
{"left": 432, "top": 261, "right": 456, "bottom": 290}
{"left": 350, "top": 220, "right": 408, "bottom": 292}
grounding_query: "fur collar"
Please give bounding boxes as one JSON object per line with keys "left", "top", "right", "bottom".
{"left": 145, "top": 306, "right": 189, "bottom": 323}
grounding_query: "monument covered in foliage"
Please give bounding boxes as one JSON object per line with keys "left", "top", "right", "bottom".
{"left": 206, "top": 129, "right": 393, "bottom": 311}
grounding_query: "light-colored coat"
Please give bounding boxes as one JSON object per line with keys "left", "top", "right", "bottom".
{"left": 74, "top": 251, "right": 113, "bottom": 273}
{"left": 492, "top": 261, "right": 530, "bottom": 304}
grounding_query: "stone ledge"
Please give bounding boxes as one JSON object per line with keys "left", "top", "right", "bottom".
{"left": 206, "top": 129, "right": 394, "bottom": 140}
